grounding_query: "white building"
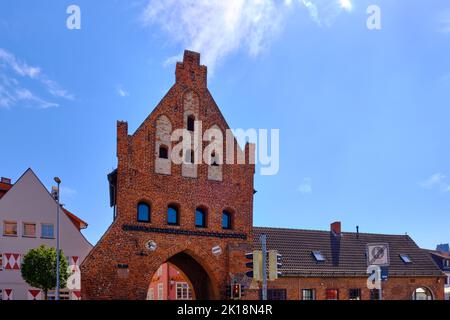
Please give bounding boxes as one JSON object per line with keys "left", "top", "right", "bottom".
{"left": 0, "top": 169, "right": 92, "bottom": 300}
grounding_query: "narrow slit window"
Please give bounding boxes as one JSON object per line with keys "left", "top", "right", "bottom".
{"left": 187, "top": 115, "right": 195, "bottom": 132}
{"left": 159, "top": 145, "right": 169, "bottom": 159}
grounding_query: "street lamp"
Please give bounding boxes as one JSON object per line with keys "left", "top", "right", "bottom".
{"left": 54, "top": 177, "right": 61, "bottom": 301}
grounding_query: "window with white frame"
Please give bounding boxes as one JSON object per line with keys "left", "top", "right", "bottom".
{"left": 23, "top": 222, "right": 36, "bottom": 237}
{"left": 176, "top": 283, "right": 192, "bottom": 300}
{"left": 157, "top": 266, "right": 163, "bottom": 276}
{"left": 147, "top": 288, "right": 154, "bottom": 300}
{"left": 3, "top": 221, "right": 17, "bottom": 236}
{"left": 157, "top": 283, "right": 163, "bottom": 300}
{"left": 302, "top": 289, "right": 315, "bottom": 300}
{"left": 0, "top": 253, "right": 3, "bottom": 271}
{"left": 41, "top": 223, "right": 54, "bottom": 239}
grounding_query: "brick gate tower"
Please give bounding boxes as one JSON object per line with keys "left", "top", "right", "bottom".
{"left": 81, "top": 50, "right": 255, "bottom": 300}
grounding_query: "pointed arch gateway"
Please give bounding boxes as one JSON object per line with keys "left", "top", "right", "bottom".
{"left": 146, "top": 249, "right": 220, "bottom": 300}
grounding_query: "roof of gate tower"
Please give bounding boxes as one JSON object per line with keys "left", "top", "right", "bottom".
{"left": 130, "top": 50, "right": 232, "bottom": 137}
{"left": 111, "top": 50, "right": 256, "bottom": 212}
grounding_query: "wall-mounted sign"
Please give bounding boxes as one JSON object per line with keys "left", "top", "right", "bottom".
{"left": 212, "top": 245, "right": 222, "bottom": 256}
{"left": 366, "top": 243, "right": 390, "bottom": 266}
{"left": 145, "top": 240, "right": 157, "bottom": 251}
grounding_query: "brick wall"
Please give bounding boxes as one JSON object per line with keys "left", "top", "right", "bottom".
{"left": 260, "top": 276, "right": 445, "bottom": 300}
{"left": 81, "top": 50, "right": 255, "bottom": 300}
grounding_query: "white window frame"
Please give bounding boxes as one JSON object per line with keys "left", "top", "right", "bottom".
{"left": 157, "top": 283, "right": 163, "bottom": 300}
{"left": 3, "top": 221, "right": 18, "bottom": 237}
{"left": 41, "top": 223, "right": 55, "bottom": 239}
{"left": 23, "top": 222, "right": 36, "bottom": 238}
{"left": 148, "top": 288, "right": 154, "bottom": 300}
{"left": 176, "top": 282, "right": 192, "bottom": 300}
{"left": 301, "top": 288, "right": 315, "bottom": 300}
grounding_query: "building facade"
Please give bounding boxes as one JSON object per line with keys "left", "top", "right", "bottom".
{"left": 426, "top": 245, "right": 450, "bottom": 300}
{"left": 82, "top": 50, "right": 445, "bottom": 300}
{"left": 254, "top": 223, "right": 445, "bottom": 300}
{"left": 0, "top": 169, "right": 93, "bottom": 300}
{"left": 147, "top": 263, "right": 193, "bottom": 300}
{"left": 82, "top": 50, "right": 256, "bottom": 300}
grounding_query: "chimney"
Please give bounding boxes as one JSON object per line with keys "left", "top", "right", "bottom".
{"left": 1, "top": 177, "right": 12, "bottom": 184}
{"left": 331, "top": 221, "right": 341, "bottom": 237}
{"left": 356, "top": 226, "right": 359, "bottom": 239}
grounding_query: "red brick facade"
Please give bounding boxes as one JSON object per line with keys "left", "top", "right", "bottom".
{"left": 81, "top": 50, "right": 445, "bottom": 300}
{"left": 81, "top": 50, "right": 256, "bottom": 300}
{"left": 268, "top": 276, "right": 444, "bottom": 300}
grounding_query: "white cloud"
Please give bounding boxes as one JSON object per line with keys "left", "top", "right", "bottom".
{"left": 141, "top": 0, "right": 352, "bottom": 72}
{"left": 302, "top": 0, "right": 321, "bottom": 26}
{"left": 0, "top": 48, "right": 73, "bottom": 109}
{"left": 339, "top": 0, "right": 352, "bottom": 12}
{"left": 59, "top": 186, "right": 77, "bottom": 198}
{"left": 297, "top": 177, "right": 312, "bottom": 194}
{"left": 116, "top": 85, "right": 129, "bottom": 97}
{"left": 420, "top": 173, "right": 450, "bottom": 193}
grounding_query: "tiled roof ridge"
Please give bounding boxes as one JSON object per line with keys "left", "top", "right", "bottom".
{"left": 253, "top": 225, "right": 410, "bottom": 238}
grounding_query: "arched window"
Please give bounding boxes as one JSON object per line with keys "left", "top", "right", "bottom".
{"left": 187, "top": 115, "right": 195, "bottom": 132}
{"left": 137, "top": 202, "right": 151, "bottom": 222}
{"left": 195, "top": 208, "right": 206, "bottom": 228}
{"left": 167, "top": 205, "right": 179, "bottom": 225}
{"left": 222, "top": 210, "right": 232, "bottom": 229}
{"left": 412, "top": 287, "right": 433, "bottom": 300}
{"left": 159, "top": 145, "right": 169, "bottom": 159}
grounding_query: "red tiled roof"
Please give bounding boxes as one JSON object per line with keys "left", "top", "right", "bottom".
{"left": 0, "top": 182, "right": 13, "bottom": 199}
{"left": 62, "top": 208, "right": 88, "bottom": 230}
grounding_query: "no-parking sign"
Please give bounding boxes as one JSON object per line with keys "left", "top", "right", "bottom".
{"left": 366, "top": 243, "right": 390, "bottom": 266}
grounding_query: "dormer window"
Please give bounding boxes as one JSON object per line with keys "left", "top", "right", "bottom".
{"left": 312, "top": 251, "right": 325, "bottom": 262}
{"left": 400, "top": 254, "right": 412, "bottom": 264}
{"left": 187, "top": 115, "right": 195, "bottom": 132}
{"left": 159, "top": 145, "right": 169, "bottom": 159}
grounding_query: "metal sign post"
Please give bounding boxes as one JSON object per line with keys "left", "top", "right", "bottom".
{"left": 366, "top": 243, "right": 390, "bottom": 301}
{"left": 260, "top": 234, "right": 267, "bottom": 301}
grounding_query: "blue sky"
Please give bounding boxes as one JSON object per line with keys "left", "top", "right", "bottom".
{"left": 1, "top": 0, "right": 449, "bottom": 249}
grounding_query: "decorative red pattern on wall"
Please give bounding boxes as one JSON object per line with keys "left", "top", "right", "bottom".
{"left": 4, "top": 253, "right": 20, "bottom": 270}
